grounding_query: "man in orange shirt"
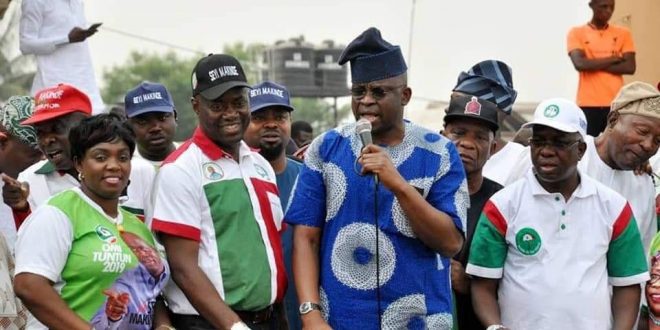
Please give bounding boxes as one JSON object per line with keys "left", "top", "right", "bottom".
{"left": 567, "top": 0, "right": 635, "bottom": 136}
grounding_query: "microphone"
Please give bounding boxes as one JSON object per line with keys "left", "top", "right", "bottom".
{"left": 356, "top": 118, "right": 373, "bottom": 147}
{"left": 356, "top": 118, "right": 378, "bottom": 183}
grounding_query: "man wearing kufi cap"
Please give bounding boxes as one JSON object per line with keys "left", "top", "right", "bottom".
{"left": 579, "top": 81, "right": 660, "bottom": 257}
{"left": 2, "top": 83, "right": 153, "bottom": 229}
{"left": 452, "top": 61, "right": 532, "bottom": 187}
{"left": 0, "top": 96, "right": 34, "bottom": 330}
{"left": 467, "top": 97, "right": 648, "bottom": 330}
{"left": 0, "top": 96, "right": 43, "bottom": 249}
{"left": 286, "top": 27, "right": 467, "bottom": 329}
{"left": 0, "top": 97, "right": 42, "bottom": 180}
{"left": 442, "top": 60, "right": 514, "bottom": 330}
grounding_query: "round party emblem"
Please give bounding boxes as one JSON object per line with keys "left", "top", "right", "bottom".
{"left": 515, "top": 227, "right": 542, "bottom": 256}
{"left": 543, "top": 104, "right": 560, "bottom": 118}
{"left": 95, "top": 225, "right": 117, "bottom": 244}
{"left": 203, "top": 162, "right": 224, "bottom": 180}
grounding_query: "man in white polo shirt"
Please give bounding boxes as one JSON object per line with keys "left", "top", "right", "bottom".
{"left": 486, "top": 82, "right": 660, "bottom": 259}
{"left": 151, "top": 54, "right": 286, "bottom": 330}
{"left": 467, "top": 98, "right": 649, "bottom": 330}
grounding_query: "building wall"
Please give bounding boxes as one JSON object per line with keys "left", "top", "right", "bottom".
{"left": 612, "top": 0, "right": 660, "bottom": 88}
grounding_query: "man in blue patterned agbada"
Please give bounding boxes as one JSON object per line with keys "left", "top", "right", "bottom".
{"left": 285, "top": 27, "right": 469, "bottom": 330}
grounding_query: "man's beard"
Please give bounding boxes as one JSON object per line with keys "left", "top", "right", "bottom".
{"left": 259, "top": 142, "right": 284, "bottom": 161}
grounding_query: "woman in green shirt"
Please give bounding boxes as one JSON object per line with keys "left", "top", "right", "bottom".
{"left": 14, "top": 114, "right": 171, "bottom": 330}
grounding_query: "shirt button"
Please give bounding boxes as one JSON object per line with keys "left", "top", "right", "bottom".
{"left": 561, "top": 224, "right": 566, "bottom": 230}
{"left": 555, "top": 196, "right": 560, "bottom": 201}
{"left": 561, "top": 210, "right": 566, "bottom": 216}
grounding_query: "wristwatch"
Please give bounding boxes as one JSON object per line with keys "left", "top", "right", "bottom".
{"left": 486, "top": 325, "right": 507, "bottom": 330}
{"left": 299, "top": 301, "right": 322, "bottom": 315}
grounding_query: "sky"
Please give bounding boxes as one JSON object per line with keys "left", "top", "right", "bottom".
{"left": 5, "top": 0, "right": 593, "bottom": 119}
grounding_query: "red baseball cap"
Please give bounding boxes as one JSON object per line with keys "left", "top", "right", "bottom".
{"left": 22, "top": 83, "right": 92, "bottom": 125}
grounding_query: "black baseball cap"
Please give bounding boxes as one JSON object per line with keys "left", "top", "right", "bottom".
{"left": 443, "top": 92, "right": 499, "bottom": 132}
{"left": 191, "top": 54, "right": 250, "bottom": 100}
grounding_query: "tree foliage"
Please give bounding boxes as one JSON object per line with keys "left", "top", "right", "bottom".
{"left": 101, "top": 42, "right": 348, "bottom": 141}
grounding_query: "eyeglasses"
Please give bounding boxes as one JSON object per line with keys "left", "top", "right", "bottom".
{"left": 350, "top": 84, "right": 405, "bottom": 101}
{"left": 528, "top": 138, "right": 581, "bottom": 150}
{"left": 649, "top": 274, "right": 660, "bottom": 285}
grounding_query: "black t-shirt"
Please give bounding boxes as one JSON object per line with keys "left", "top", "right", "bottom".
{"left": 454, "top": 177, "right": 503, "bottom": 330}
{"left": 457, "top": 177, "right": 503, "bottom": 266}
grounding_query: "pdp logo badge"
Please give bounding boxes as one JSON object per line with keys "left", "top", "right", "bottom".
{"left": 515, "top": 227, "right": 542, "bottom": 256}
{"left": 543, "top": 105, "right": 560, "bottom": 118}
{"left": 96, "top": 225, "right": 117, "bottom": 244}
{"left": 203, "top": 162, "right": 224, "bottom": 180}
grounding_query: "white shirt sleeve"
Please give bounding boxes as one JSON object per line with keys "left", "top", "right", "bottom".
{"left": 19, "top": 0, "right": 70, "bottom": 55}
{"left": 151, "top": 164, "right": 202, "bottom": 241}
{"left": 14, "top": 205, "right": 72, "bottom": 282}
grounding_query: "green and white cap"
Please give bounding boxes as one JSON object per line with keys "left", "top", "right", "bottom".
{"left": 0, "top": 96, "right": 38, "bottom": 149}
{"left": 522, "top": 98, "right": 587, "bottom": 138}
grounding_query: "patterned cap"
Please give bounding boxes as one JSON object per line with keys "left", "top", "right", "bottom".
{"left": 611, "top": 81, "right": 660, "bottom": 120}
{"left": 453, "top": 60, "right": 517, "bottom": 114}
{"left": 0, "top": 96, "right": 39, "bottom": 149}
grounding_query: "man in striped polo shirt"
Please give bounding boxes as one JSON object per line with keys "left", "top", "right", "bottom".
{"left": 467, "top": 98, "right": 648, "bottom": 330}
{"left": 151, "top": 54, "right": 286, "bottom": 330}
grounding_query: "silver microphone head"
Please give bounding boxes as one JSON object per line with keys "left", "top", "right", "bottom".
{"left": 356, "top": 118, "right": 373, "bottom": 147}
{"left": 356, "top": 118, "right": 372, "bottom": 134}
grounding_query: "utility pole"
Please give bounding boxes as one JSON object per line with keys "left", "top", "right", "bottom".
{"left": 408, "top": 0, "right": 416, "bottom": 71}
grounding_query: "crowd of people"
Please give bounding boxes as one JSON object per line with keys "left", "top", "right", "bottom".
{"left": 1, "top": 0, "right": 660, "bottom": 329}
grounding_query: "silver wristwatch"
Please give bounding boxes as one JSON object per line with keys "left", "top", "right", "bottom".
{"left": 486, "top": 325, "right": 507, "bottom": 330}
{"left": 298, "top": 301, "right": 322, "bottom": 315}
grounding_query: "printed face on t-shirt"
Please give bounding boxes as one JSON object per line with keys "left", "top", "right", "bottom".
{"left": 120, "top": 231, "right": 163, "bottom": 278}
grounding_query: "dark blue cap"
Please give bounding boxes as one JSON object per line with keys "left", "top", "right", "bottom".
{"left": 338, "top": 27, "right": 407, "bottom": 84}
{"left": 124, "top": 82, "right": 175, "bottom": 118}
{"left": 249, "top": 81, "right": 294, "bottom": 113}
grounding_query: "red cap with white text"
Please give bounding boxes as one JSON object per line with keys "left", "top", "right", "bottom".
{"left": 22, "top": 83, "right": 92, "bottom": 125}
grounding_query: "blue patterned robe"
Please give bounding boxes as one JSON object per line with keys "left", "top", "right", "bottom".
{"left": 285, "top": 121, "right": 468, "bottom": 330}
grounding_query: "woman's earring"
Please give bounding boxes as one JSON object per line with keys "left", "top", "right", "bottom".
{"left": 78, "top": 173, "right": 84, "bottom": 181}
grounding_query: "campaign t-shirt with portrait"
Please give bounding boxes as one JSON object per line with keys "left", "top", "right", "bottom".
{"left": 15, "top": 188, "right": 169, "bottom": 330}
